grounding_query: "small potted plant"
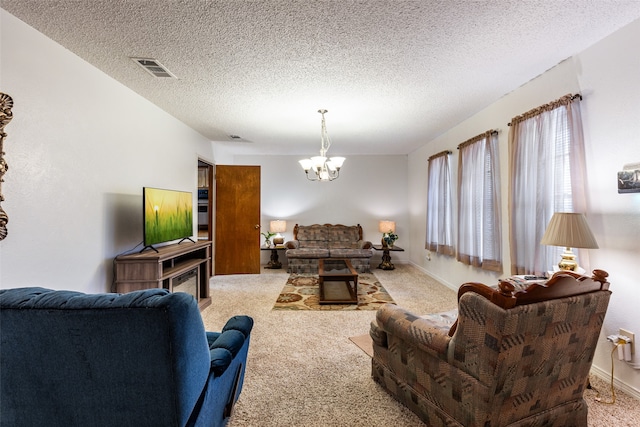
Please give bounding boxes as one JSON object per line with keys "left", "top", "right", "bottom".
{"left": 382, "top": 231, "right": 398, "bottom": 248}
{"left": 261, "top": 231, "right": 275, "bottom": 247}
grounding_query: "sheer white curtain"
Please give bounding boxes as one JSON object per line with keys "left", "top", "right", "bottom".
{"left": 509, "top": 94, "right": 587, "bottom": 275}
{"left": 457, "top": 131, "right": 501, "bottom": 271}
{"left": 426, "top": 151, "right": 454, "bottom": 256}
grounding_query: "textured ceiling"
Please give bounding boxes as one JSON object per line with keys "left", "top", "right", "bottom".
{"left": 3, "top": 1, "right": 640, "bottom": 156}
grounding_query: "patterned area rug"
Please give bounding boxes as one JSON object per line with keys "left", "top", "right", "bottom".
{"left": 273, "top": 273, "right": 395, "bottom": 310}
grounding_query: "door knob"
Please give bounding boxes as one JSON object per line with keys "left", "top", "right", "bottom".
{"left": 254, "top": 224, "right": 260, "bottom": 229}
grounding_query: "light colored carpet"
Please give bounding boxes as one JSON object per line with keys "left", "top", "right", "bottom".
{"left": 201, "top": 264, "right": 639, "bottom": 426}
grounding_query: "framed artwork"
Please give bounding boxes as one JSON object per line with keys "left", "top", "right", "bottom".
{"left": 618, "top": 162, "right": 640, "bottom": 194}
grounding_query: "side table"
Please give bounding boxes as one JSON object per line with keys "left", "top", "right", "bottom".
{"left": 261, "top": 245, "right": 286, "bottom": 269}
{"left": 372, "top": 244, "right": 404, "bottom": 270}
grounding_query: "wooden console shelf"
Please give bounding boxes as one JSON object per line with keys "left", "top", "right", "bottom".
{"left": 114, "top": 241, "right": 212, "bottom": 311}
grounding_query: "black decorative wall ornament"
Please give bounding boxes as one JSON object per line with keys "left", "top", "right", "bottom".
{"left": 0, "top": 92, "right": 14, "bottom": 240}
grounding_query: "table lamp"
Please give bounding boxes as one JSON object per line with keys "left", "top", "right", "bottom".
{"left": 379, "top": 220, "right": 396, "bottom": 247}
{"left": 540, "top": 212, "right": 598, "bottom": 272}
{"left": 270, "top": 220, "right": 287, "bottom": 245}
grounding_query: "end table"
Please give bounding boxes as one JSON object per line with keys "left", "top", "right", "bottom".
{"left": 261, "top": 245, "right": 286, "bottom": 269}
{"left": 372, "top": 244, "right": 404, "bottom": 270}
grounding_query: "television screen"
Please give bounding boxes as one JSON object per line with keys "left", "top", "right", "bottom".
{"left": 143, "top": 187, "right": 193, "bottom": 247}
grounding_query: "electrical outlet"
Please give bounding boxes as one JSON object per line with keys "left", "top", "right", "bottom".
{"left": 620, "top": 328, "right": 635, "bottom": 356}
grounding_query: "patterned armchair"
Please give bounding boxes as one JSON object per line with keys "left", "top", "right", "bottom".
{"left": 370, "top": 270, "right": 611, "bottom": 427}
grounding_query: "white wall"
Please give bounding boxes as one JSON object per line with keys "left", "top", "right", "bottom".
{"left": 0, "top": 10, "right": 218, "bottom": 293}
{"left": 575, "top": 19, "right": 640, "bottom": 393}
{"left": 408, "top": 19, "right": 640, "bottom": 394}
{"left": 234, "top": 154, "right": 409, "bottom": 266}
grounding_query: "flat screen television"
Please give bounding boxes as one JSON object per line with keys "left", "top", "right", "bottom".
{"left": 143, "top": 187, "right": 194, "bottom": 251}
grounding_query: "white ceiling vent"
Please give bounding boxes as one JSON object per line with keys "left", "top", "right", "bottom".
{"left": 131, "top": 57, "right": 177, "bottom": 78}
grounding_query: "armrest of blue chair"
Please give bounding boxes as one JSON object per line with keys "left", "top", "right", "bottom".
{"left": 206, "top": 315, "right": 254, "bottom": 376}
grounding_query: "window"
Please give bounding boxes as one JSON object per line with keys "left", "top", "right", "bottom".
{"left": 426, "top": 151, "right": 454, "bottom": 256}
{"left": 508, "top": 94, "right": 587, "bottom": 275}
{"left": 457, "top": 131, "right": 501, "bottom": 271}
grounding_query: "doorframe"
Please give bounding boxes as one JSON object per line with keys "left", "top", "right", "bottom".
{"left": 197, "top": 158, "right": 215, "bottom": 275}
{"left": 213, "top": 165, "right": 261, "bottom": 275}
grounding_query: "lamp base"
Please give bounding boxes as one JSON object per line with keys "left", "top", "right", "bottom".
{"left": 557, "top": 247, "right": 578, "bottom": 272}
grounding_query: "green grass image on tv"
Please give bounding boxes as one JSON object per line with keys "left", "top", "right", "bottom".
{"left": 144, "top": 188, "right": 193, "bottom": 245}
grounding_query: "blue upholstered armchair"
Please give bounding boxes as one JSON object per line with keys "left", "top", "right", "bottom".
{"left": 0, "top": 287, "right": 253, "bottom": 427}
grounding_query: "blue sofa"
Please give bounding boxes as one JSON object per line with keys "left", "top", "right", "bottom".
{"left": 0, "top": 287, "right": 253, "bottom": 427}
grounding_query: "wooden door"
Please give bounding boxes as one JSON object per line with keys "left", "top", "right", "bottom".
{"left": 215, "top": 165, "right": 261, "bottom": 274}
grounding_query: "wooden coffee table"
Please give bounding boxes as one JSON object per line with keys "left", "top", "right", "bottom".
{"left": 318, "top": 259, "right": 359, "bottom": 304}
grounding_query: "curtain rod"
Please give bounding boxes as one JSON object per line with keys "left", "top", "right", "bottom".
{"left": 428, "top": 150, "right": 452, "bottom": 161}
{"left": 508, "top": 93, "right": 582, "bottom": 126}
{"left": 457, "top": 130, "right": 498, "bottom": 149}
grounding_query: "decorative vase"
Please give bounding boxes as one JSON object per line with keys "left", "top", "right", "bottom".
{"left": 263, "top": 239, "right": 271, "bottom": 248}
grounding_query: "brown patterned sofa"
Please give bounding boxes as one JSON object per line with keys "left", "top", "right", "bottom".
{"left": 370, "top": 269, "right": 611, "bottom": 427}
{"left": 285, "top": 224, "right": 373, "bottom": 273}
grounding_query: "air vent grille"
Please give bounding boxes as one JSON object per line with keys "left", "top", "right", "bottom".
{"left": 131, "top": 57, "right": 177, "bottom": 78}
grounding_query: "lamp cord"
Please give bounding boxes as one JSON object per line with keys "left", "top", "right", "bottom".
{"left": 591, "top": 343, "right": 618, "bottom": 405}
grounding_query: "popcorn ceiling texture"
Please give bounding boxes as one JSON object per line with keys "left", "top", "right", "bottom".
{"left": 2, "top": 1, "right": 640, "bottom": 156}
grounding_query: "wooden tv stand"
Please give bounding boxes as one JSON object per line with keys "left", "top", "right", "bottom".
{"left": 114, "top": 241, "right": 212, "bottom": 311}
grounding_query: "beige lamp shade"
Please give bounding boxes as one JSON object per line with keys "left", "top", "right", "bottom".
{"left": 269, "top": 220, "right": 287, "bottom": 234}
{"left": 540, "top": 212, "right": 598, "bottom": 272}
{"left": 379, "top": 220, "right": 396, "bottom": 234}
{"left": 540, "top": 213, "right": 598, "bottom": 249}
{"left": 270, "top": 220, "right": 286, "bottom": 245}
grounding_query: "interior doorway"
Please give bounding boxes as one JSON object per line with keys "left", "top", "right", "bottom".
{"left": 214, "top": 165, "right": 261, "bottom": 275}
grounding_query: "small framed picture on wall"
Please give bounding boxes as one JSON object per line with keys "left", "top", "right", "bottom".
{"left": 618, "top": 162, "right": 640, "bottom": 194}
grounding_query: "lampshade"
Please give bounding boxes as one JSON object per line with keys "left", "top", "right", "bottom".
{"left": 298, "top": 159, "right": 313, "bottom": 171}
{"left": 379, "top": 220, "right": 396, "bottom": 234}
{"left": 540, "top": 213, "right": 598, "bottom": 249}
{"left": 269, "top": 220, "right": 287, "bottom": 234}
{"left": 540, "top": 212, "right": 598, "bottom": 272}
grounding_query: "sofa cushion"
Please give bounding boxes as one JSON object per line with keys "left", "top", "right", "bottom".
{"left": 329, "top": 248, "right": 373, "bottom": 258}
{"left": 326, "top": 225, "right": 361, "bottom": 249}
{"left": 295, "top": 224, "right": 328, "bottom": 248}
{"left": 286, "top": 248, "right": 330, "bottom": 259}
{"left": 420, "top": 309, "right": 458, "bottom": 333}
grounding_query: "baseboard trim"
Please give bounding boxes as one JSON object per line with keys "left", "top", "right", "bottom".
{"left": 590, "top": 365, "right": 640, "bottom": 400}
{"left": 408, "top": 261, "right": 459, "bottom": 292}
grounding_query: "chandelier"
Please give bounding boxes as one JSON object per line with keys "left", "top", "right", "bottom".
{"left": 298, "top": 109, "right": 345, "bottom": 181}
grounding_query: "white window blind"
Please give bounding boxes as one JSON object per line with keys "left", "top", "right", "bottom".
{"left": 426, "top": 151, "right": 454, "bottom": 256}
{"left": 457, "top": 131, "right": 501, "bottom": 271}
